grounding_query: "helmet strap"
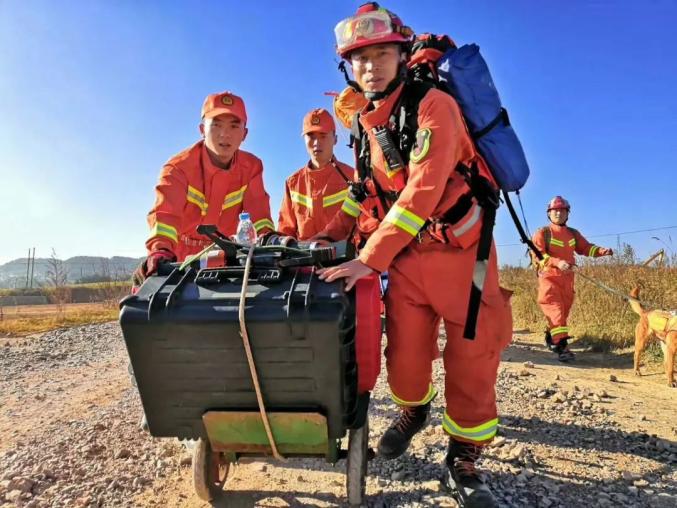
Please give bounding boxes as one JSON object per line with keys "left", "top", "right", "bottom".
{"left": 338, "top": 61, "right": 362, "bottom": 93}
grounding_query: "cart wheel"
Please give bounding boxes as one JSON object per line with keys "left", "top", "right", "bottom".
{"left": 193, "top": 438, "right": 230, "bottom": 503}
{"left": 346, "top": 419, "right": 369, "bottom": 506}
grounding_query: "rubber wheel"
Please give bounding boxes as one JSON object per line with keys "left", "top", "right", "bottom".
{"left": 346, "top": 419, "right": 369, "bottom": 506}
{"left": 193, "top": 438, "right": 230, "bottom": 503}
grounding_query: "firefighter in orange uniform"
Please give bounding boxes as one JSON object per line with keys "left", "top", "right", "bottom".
{"left": 134, "top": 91, "right": 275, "bottom": 283}
{"left": 277, "top": 109, "right": 354, "bottom": 240}
{"left": 316, "top": 4, "right": 512, "bottom": 506}
{"left": 532, "top": 196, "right": 613, "bottom": 362}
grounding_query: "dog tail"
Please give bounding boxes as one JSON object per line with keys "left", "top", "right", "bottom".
{"left": 629, "top": 287, "right": 645, "bottom": 316}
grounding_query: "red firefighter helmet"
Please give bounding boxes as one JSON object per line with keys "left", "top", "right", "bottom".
{"left": 334, "top": 2, "right": 413, "bottom": 59}
{"left": 547, "top": 196, "right": 571, "bottom": 212}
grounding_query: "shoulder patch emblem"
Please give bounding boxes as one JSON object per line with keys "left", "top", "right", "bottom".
{"left": 410, "top": 128, "right": 432, "bottom": 163}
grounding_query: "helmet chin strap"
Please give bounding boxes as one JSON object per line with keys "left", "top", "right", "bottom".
{"left": 338, "top": 59, "right": 408, "bottom": 101}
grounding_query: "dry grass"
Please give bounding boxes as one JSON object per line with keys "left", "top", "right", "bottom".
{"left": 500, "top": 264, "right": 677, "bottom": 349}
{"left": 0, "top": 302, "right": 118, "bottom": 337}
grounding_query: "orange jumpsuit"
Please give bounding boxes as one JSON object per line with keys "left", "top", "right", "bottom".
{"left": 321, "top": 84, "right": 513, "bottom": 445}
{"left": 146, "top": 141, "right": 274, "bottom": 260}
{"left": 532, "top": 225, "right": 606, "bottom": 343}
{"left": 277, "top": 159, "right": 353, "bottom": 240}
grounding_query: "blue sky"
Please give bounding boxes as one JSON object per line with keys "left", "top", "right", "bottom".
{"left": 1, "top": 1, "right": 676, "bottom": 266}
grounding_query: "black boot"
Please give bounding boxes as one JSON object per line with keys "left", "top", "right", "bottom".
{"left": 553, "top": 337, "right": 575, "bottom": 362}
{"left": 377, "top": 401, "right": 432, "bottom": 459}
{"left": 445, "top": 439, "right": 497, "bottom": 508}
{"left": 544, "top": 330, "right": 553, "bottom": 350}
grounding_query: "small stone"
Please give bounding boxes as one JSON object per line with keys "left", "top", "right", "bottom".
{"left": 609, "top": 374, "right": 617, "bottom": 382}
{"left": 633, "top": 479, "right": 648, "bottom": 488}
{"left": 640, "top": 415, "right": 647, "bottom": 421}
{"left": 553, "top": 392, "right": 567, "bottom": 403}
{"left": 628, "top": 486, "right": 638, "bottom": 495}
{"left": 421, "top": 480, "right": 441, "bottom": 492}
{"left": 523, "top": 361, "right": 534, "bottom": 369}
{"left": 6, "top": 491, "right": 22, "bottom": 502}
{"left": 621, "top": 471, "right": 637, "bottom": 482}
{"left": 114, "top": 449, "right": 131, "bottom": 459}
{"left": 391, "top": 470, "right": 406, "bottom": 481}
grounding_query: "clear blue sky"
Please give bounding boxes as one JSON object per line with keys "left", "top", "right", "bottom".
{"left": 1, "top": 1, "right": 676, "bottom": 266}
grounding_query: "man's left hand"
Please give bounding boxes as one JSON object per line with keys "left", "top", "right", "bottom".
{"left": 317, "top": 258, "right": 375, "bottom": 291}
{"left": 598, "top": 247, "right": 613, "bottom": 257}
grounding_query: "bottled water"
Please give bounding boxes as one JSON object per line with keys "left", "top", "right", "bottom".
{"left": 235, "top": 212, "right": 257, "bottom": 246}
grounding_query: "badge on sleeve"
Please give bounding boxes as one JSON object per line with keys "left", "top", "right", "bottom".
{"left": 410, "top": 128, "right": 431, "bottom": 163}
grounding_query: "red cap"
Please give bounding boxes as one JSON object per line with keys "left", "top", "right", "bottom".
{"left": 302, "top": 108, "right": 336, "bottom": 135}
{"left": 201, "top": 91, "right": 247, "bottom": 124}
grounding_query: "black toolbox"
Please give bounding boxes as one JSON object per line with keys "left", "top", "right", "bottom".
{"left": 119, "top": 265, "right": 365, "bottom": 442}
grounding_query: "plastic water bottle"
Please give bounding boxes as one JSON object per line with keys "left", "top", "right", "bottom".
{"left": 235, "top": 212, "right": 257, "bottom": 246}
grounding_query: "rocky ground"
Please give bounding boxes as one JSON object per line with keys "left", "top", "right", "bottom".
{"left": 1, "top": 323, "right": 676, "bottom": 507}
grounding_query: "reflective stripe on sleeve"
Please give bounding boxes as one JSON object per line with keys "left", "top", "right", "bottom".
{"left": 150, "top": 222, "right": 178, "bottom": 243}
{"left": 341, "top": 196, "right": 360, "bottom": 218}
{"left": 383, "top": 204, "right": 425, "bottom": 237}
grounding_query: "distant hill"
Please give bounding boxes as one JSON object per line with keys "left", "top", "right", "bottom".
{"left": 0, "top": 255, "right": 144, "bottom": 287}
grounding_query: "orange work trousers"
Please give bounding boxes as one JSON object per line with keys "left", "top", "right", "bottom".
{"left": 384, "top": 240, "right": 513, "bottom": 445}
{"left": 537, "top": 272, "right": 575, "bottom": 343}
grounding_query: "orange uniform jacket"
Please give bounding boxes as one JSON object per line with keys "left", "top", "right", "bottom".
{"left": 532, "top": 224, "right": 606, "bottom": 342}
{"left": 532, "top": 224, "right": 605, "bottom": 274}
{"left": 277, "top": 160, "right": 353, "bottom": 240}
{"left": 320, "top": 84, "right": 512, "bottom": 444}
{"left": 146, "top": 141, "right": 274, "bottom": 260}
{"left": 321, "top": 84, "right": 485, "bottom": 272}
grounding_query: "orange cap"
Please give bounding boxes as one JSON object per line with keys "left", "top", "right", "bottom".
{"left": 201, "top": 91, "right": 247, "bottom": 124}
{"left": 302, "top": 108, "right": 336, "bottom": 135}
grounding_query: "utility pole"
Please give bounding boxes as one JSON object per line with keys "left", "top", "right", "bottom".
{"left": 29, "top": 247, "right": 36, "bottom": 288}
{"left": 26, "top": 248, "right": 30, "bottom": 288}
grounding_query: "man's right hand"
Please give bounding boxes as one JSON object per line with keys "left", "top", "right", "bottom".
{"left": 132, "top": 249, "right": 176, "bottom": 288}
{"left": 556, "top": 259, "right": 572, "bottom": 271}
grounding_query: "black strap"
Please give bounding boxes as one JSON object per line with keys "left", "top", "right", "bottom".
{"left": 503, "top": 190, "right": 543, "bottom": 260}
{"left": 473, "top": 108, "right": 510, "bottom": 140}
{"left": 463, "top": 203, "right": 496, "bottom": 340}
{"left": 330, "top": 159, "right": 351, "bottom": 183}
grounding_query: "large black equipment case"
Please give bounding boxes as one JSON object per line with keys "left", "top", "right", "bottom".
{"left": 119, "top": 265, "right": 364, "bottom": 441}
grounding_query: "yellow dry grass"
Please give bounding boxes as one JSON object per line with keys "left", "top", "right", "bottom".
{"left": 500, "top": 264, "right": 677, "bottom": 349}
{"left": 0, "top": 302, "right": 118, "bottom": 337}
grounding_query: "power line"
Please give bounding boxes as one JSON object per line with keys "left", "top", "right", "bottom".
{"left": 497, "top": 225, "right": 677, "bottom": 247}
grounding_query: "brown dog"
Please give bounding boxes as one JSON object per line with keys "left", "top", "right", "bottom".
{"left": 629, "top": 287, "right": 677, "bottom": 387}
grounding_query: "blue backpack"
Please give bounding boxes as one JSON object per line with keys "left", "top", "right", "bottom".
{"left": 356, "top": 34, "right": 539, "bottom": 339}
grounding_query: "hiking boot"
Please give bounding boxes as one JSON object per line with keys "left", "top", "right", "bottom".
{"left": 377, "top": 401, "right": 432, "bottom": 459}
{"left": 445, "top": 439, "right": 497, "bottom": 508}
{"left": 553, "top": 337, "right": 575, "bottom": 362}
{"left": 544, "top": 330, "right": 553, "bottom": 350}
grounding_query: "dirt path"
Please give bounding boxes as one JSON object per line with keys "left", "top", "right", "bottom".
{"left": 1, "top": 324, "right": 675, "bottom": 507}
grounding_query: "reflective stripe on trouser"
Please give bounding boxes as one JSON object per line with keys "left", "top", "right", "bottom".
{"left": 537, "top": 274, "right": 575, "bottom": 344}
{"left": 443, "top": 413, "right": 498, "bottom": 443}
{"left": 384, "top": 241, "right": 512, "bottom": 444}
{"left": 391, "top": 383, "right": 437, "bottom": 407}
